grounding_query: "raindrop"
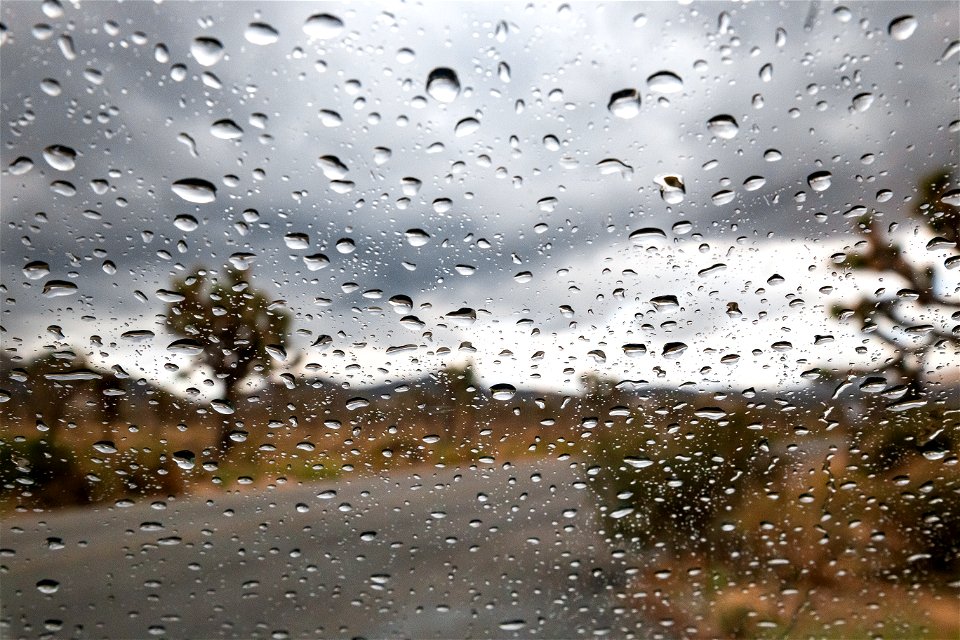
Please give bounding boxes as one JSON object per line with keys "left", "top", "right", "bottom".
{"left": 608, "top": 89, "right": 641, "bottom": 119}
{"left": 499, "top": 620, "right": 527, "bottom": 631}
{"left": 490, "top": 384, "right": 516, "bottom": 401}
{"left": 662, "top": 342, "right": 688, "bottom": 358}
{"left": 171, "top": 178, "right": 217, "bottom": 203}
{"left": 624, "top": 456, "right": 654, "bottom": 469}
{"left": 807, "top": 171, "right": 832, "bottom": 192}
{"left": 167, "top": 339, "right": 205, "bottom": 356}
{"left": 244, "top": 22, "right": 279, "bottom": 45}
{"left": 210, "top": 399, "right": 235, "bottom": 415}
{"left": 8, "top": 156, "right": 34, "bottom": 174}
{"left": 852, "top": 93, "right": 875, "bottom": 112}
{"left": 654, "top": 174, "right": 685, "bottom": 203}
{"left": 23, "top": 261, "right": 50, "bottom": 279}
{"left": 303, "top": 253, "right": 330, "bottom": 271}
{"left": 888, "top": 15, "right": 918, "bottom": 41}
{"left": 335, "top": 238, "right": 355, "bottom": 254}
{"left": 426, "top": 67, "right": 461, "bottom": 103}
{"left": 629, "top": 227, "right": 666, "bottom": 244}
{"left": 318, "top": 110, "right": 343, "bottom": 127}
{"left": 284, "top": 233, "right": 310, "bottom": 250}
{"left": 454, "top": 117, "right": 480, "bottom": 137}
{"left": 405, "top": 229, "right": 431, "bottom": 247}
{"left": 36, "top": 580, "right": 59, "bottom": 595}
{"left": 940, "top": 189, "right": 960, "bottom": 206}
{"left": 646, "top": 71, "right": 683, "bottom": 94}
{"left": 191, "top": 37, "right": 224, "bottom": 66}
{"left": 317, "top": 155, "right": 349, "bottom": 179}
{"left": 303, "top": 14, "right": 344, "bottom": 39}
{"left": 346, "top": 397, "right": 370, "bottom": 410}
{"left": 711, "top": 190, "right": 736, "bottom": 205}
{"left": 173, "top": 214, "right": 199, "bottom": 232}
{"left": 707, "top": 115, "right": 739, "bottom": 139}
{"left": 210, "top": 119, "right": 243, "bottom": 140}
{"left": 42, "top": 280, "right": 77, "bottom": 297}
{"left": 92, "top": 441, "right": 118, "bottom": 454}
{"left": 121, "top": 330, "right": 155, "bottom": 342}
{"left": 42, "top": 145, "right": 77, "bottom": 171}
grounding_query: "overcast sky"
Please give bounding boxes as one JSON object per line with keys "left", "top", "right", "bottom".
{"left": 1, "top": 1, "right": 957, "bottom": 396}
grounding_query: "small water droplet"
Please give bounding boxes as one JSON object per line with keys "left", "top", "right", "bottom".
{"left": 42, "top": 280, "right": 78, "bottom": 297}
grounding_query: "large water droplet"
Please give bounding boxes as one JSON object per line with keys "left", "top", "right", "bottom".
{"left": 608, "top": 89, "right": 641, "bottom": 119}
{"left": 42, "top": 280, "right": 78, "bottom": 297}
{"left": 23, "top": 261, "right": 50, "bottom": 280}
{"left": 191, "top": 37, "right": 224, "bottom": 66}
{"left": 707, "top": 115, "right": 739, "bottom": 139}
{"left": 42, "top": 145, "right": 77, "bottom": 171}
{"left": 284, "top": 233, "right": 310, "bottom": 250}
{"left": 405, "top": 229, "right": 431, "bottom": 247}
{"left": 654, "top": 174, "right": 685, "bottom": 203}
{"left": 426, "top": 67, "right": 461, "bottom": 103}
{"left": 303, "top": 13, "right": 344, "bottom": 39}
{"left": 454, "top": 117, "right": 480, "bottom": 137}
{"left": 888, "top": 15, "right": 918, "bottom": 41}
{"left": 244, "top": 22, "right": 279, "bottom": 45}
{"left": 646, "top": 71, "right": 683, "bottom": 94}
{"left": 210, "top": 119, "right": 243, "bottom": 140}
{"left": 490, "top": 383, "right": 516, "bottom": 400}
{"left": 171, "top": 178, "right": 217, "bottom": 203}
{"left": 807, "top": 171, "right": 832, "bottom": 192}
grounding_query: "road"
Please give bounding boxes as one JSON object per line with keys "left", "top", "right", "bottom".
{"left": 1, "top": 459, "right": 646, "bottom": 639}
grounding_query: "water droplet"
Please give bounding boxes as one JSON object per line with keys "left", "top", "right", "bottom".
{"left": 210, "top": 119, "right": 243, "bottom": 140}
{"left": 646, "top": 71, "right": 683, "bottom": 94}
{"left": 36, "top": 579, "right": 59, "bottom": 594}
{"left": 191, "top": 37, "right": 224, "bottom": 66}
{"left": 631, "top": 231, "right": 669, "bottom": 250}
{"left": 171, "top": 178, "right": 216, "bottom": 203}
{"left": 171, "top": 214, "right": 199, "bottom": 232}
{"left": 624, "top": 456, "right": 653, "bottom": 469}
{"left": 166, "top": 339, "right": 204, "bottom": 356}
{"left": 711, "top": 190, "right": 736, "bottom": 205}
{"left": 454, "top": 117, "right": 480, "bottom": 137}
{"left": 764, "top": 148, "right": 782, "bottom": 162}
{"left": 121, "top": 329, "right": 155, "bottom": 342}
{"left": 303, "top": 14, "right": 344, "bottom": 39}
{"left": 654, "top": 174, "right": 685, "bottom": 203}
{"left": 244, "top": 22, "right": 279, "bottom": 45}
{"left": 284, "top": 233, "right": 310, "bottom": 250}
{"left": 597, "top": 158, "right": 634, "bottom": 178}
{"left": 759, "top": 63, "right": 773, "bottom": 82}
{"left": 940, "top": 189, "right": 960, "bottom": 206}
{"left": 490, "top": 384, "right": 516, "bottom": 401}
{"left": 743, "top": 175, "right": 766, "bottom": 191}
{"left": 852, "top": 93, "right": 875, "bottom": 112}
{"left": 42, "top": 280, "right": 78, "bottom": 297}
{"left": 707, "top": 114, "right": 739, "bottom": 139}
{"left": 265, "top": 344, "right": 287, "bottom": 362}
{"left": 499, "top": 620, "right": 526, "bottom": 631}
{"left": 622, "top": 343, "right": 646, "bottom": 357}
{"left": 662, "top": 342, "right": 688, "bottom": 358}
{"left": 445, "top": 307, "right": 477, "bottom": 326}
{"left": 608, "top": 89, "right": 641, "bottom": 119}
{"left": 335, "top": 238, "right": 356, "bottom": 254}
{"left": 42, "top": 145, "right": 77, "bottom": 171}
{"left": 404, "top": 229, "right": 431, "bottom": 247}
{"left": 318, "top": 110, "right": 342, "bottom": 127}
{"left": 210, "top": 399, "right": 235, "bottom": 415}
{"left": 888, "top": 15, "right": 918, "bottom": 41}
{"left": 807, "top": 171, "right": 832, "bottom": 192}
{"left": 8, "top": 156, "right": 34, "bottom": 174}
{"left": 426, "top": 67, "right": 461, "bottom": 103}
{"left": 23, "top": 261, "right": 50, "bottom": 279}
{"left": 346, "top": 397, "right": 370, "bottom": 410}
{"left": 92, "top": 441, "right": 117, "bottom": 454}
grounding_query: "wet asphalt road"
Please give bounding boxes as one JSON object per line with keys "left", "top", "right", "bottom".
{"left": 1, "top": 459, "right": 646, "bottom": 639}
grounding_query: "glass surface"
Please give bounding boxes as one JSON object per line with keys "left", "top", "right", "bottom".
{"left": 1, "top": 2, "right": 958, "bottom": 638}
